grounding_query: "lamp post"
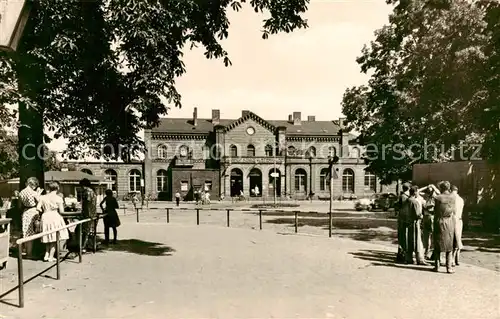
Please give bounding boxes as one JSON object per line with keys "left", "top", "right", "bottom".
{"left": 308, "top": 153, "right": 313, "bottom": 201}
{"left": 0, "top": 0, "right": 31, "bottom": 52}
{"left": 328, "top": 155, "right": 340, "bottom": 215}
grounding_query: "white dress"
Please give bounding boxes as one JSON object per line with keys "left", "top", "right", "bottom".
{"left": 454, "top": 194, "right": 465, "bottom": 249}
{"left": 37, "top": 192, "right": 69, "bottom": 243}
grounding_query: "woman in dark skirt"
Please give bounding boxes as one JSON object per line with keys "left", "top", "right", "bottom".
{"left": 100, "top": 189, "right": 121, "bottom": 245}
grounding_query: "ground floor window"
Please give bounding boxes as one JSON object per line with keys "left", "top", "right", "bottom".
{"left": 181, "top": 181, "right": 189, "bottom": 191}
{"left": 205, "top": 181, "right": 212, "bottom": 191}
{"left": 342, "top": 169, "right": 355, "bottom": 193}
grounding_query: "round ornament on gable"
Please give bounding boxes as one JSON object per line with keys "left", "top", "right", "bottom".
{"left": 246, "top": 126, "right": 255, "bottom": 135}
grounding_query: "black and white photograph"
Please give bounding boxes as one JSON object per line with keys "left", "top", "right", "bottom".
{"left": 0, "top": 0, "right": 499, "bottom": 318}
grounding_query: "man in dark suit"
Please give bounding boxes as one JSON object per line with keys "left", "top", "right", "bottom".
{"left": 433, "top": 181, "right": 457, "bottom": 273}
{"left": 396, "top": 183, "right": 411, "bottom": 263}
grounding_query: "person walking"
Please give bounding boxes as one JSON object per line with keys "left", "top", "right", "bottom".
{"left": 100, "top": 189, "right": 121, "bottom": 245}
{"left": 37, "top": 182, "right": 69, "bottom": 262}
{"left": 175, "top": 192, "right": 181, "bottom": 206}
{"left": 407, "top": 186, "right": 429, "bottom": 265}
{"left": 79, "top": 178, "right": 97, "bottom": 252}
{"left": 19, "top": 177, "right": 43, "bottom": 258}
{"left": 451, "top": 185, "right": 464, "bottom": 266}
{"left": 433, "top": 181, "right": 457, "bottom": 273}
{"left": 395, "top": 183, "right": 411, "bottom": 263}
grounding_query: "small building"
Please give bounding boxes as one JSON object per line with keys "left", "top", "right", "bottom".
{"left": 0, "top": 171, "right": 107, "bottom": 201}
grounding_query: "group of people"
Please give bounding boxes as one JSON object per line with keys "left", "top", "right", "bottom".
{"left": 194, "top": 189, "right": 211, "bottom": 205}
{"left": 396, "top": 181, "right": 464, "bottom": 273}
{"left": 14, "top": 177, "right": 121, "bottom": 261}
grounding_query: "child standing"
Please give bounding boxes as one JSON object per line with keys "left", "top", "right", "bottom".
{"left": 100, "top": 189, "right": 121, "bottom": 245}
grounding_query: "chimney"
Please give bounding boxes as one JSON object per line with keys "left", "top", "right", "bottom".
{"left": 288, "top": 114, "right": 293, "bottom": 123}
{"left": 293, "top": 112, "right": 301, "bottom": 125}
{"left": 308, "top": 116, "right": 315, "bottom": 122}
{"left": 193, "top": 107, "right": 198, "bottom": 126}
{"left": 338, "top": 117, "right": 346, "bottom": 130}
{"left": 212, "top": 109, "right": 220, "bottom": 125}
{"left": 242, "top": 110, "right": 250, "bottom": 118}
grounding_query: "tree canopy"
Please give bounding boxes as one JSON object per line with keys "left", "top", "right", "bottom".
{"left": 341, "top": 0, "right": 500, "bottom": 184}
{"left": 0, "top": 0, "right": 309, "bottom": 185}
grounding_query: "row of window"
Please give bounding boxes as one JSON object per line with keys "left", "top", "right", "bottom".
{"left": 155, "top": 144, "right": 341, "bottom": 159}
{"left": 81, "top": 167, "right": 376, "bottom": 194}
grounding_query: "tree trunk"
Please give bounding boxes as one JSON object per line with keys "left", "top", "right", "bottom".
{"left": 18, "top": 100, "right": 44, "bottom": 189}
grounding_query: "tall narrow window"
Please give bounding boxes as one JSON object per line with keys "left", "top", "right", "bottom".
{"left": 157, "top": 144, "right": 168, "bottom": 158}
{"left": 342, "top": 169, "right": 355, "bottom": 193}
{"left": 320, "top": 168, "right": 330, "bottom": 191}
{"left": 129, "top": 169, "right": 142, "bottom": 192}
{"left": 247, "top": 144, "right": 255, "bottom": 157}
{"left": 294, "top": 169, "right": 307, "bottom": 193}
{"left": 364, "top": 170, "right": 377, "bottom": 192}
{"left": 229, "top": 145, "right": 238, "bottom": 157}
{"left": 157, "top": 170, "right": 168, "bottom": 192}
{"left": 265, "top": 144, "right": 273, "bottom": 157}
{"left": 104, "top": 169, "right": 117, "bottom": 191}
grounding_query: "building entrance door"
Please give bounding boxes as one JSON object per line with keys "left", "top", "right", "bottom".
{"left": 230, "top": 168, "right": 243, "bottom": 197}
{"left": 249, "top": 168, "right": 262, "bottom": 197}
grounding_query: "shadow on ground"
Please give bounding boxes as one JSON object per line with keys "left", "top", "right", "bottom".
{"left": 101, "top": 239, "right": 175, "bottom": 256}
{"left": 264, "top": 216, "right": 399, "bottom": 244}
{"left": 349, "top": 249, "right": 435, "bottom": 272}
{"left": 462, "top": 233, "right": 500, "bottom": 253}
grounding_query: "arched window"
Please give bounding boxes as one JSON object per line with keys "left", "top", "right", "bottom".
{"left": 104, "top": 169, "right": 117, "bottom": 191}
{"left": 287, "top": 146, "right": 296, "bottom": 156}
{"left": 129, "top": 169, "right": 142, "bottom": 192}
{"left": 364, "top": 170, "right": 377, "bottom": 192}
{"left": 349, "top": 146, "right": 361, "bottom": 158}
{"left": 229, "top": 145, "right": 238, "bottom": 157}
{"left": 157, "top": 144, "right": 168, "bottom": 158}
{"left": 328, "top": 146, "right": 337, "bottom": 158}
{"left": 294, "top": 168, "right": 307, "bottom": 193}
{"left": 81, "top": 169, "right": 93, "bottom": 175}
{"left": 342, "top": 168, "right": 355, "bottom": 193}
{"left": 247, "top": 144, "right": 255, "bottom": 157}
{"left": 320, "top": 168, "right": 330, "bottom": 191}
{"left": 179, "top": 145, "right": 192, "bottom": 159}
{"left": 265, "top": 144, "right": 273, "bottom": 157}
{"left": 306, "top": 146, "right": 316, "bottom": 158}
{"left": 157, "top": 169, "right": 168, "bottom": 192}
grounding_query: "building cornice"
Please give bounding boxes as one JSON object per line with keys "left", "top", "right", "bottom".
{"left": 152, "top": 133, "right": 209, "bottom": 140}
{"left": 286, "top": 135, "right": 341, "bottom": 142}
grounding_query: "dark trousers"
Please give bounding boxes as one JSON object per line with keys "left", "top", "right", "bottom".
{"left": 104, "top": 225, "right": 117, "bottom": 243}
{"left": 176, "top": 198, "right": 180, "bottom": 206}
{"left": 397, "top": 219, "right": 409, "bottom": 262}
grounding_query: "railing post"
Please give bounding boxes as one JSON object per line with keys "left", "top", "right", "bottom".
{"left": 93, "top": 219, "right": 97, "bottom": 253}
{"left": 136, "top": 208, "right": 139, "bottom": 223}
{"left": 226, "top": 209, "right": 230, "bottom": 227}
{"left": 56, "top": 231, "right": 60, "bottom": 280}
{"left": 166, "top": 208, "right": 170, "bottom": 223}
{"left": 196, "top": 208, "right": 200, "bottom": 225}
{"left": 329, "top": 212, "right": 332, "bottom": 238}
{"left": 17, "top": 243, "right": 24, "bottom": 308}
{"left": 294, "top": 211, "right": 298, "bottom": 233}
{"left": 123, "top": 206, "right": 126, "bottom": 215}
{"left": 259, "top": 210, "right": 263, "bottom": 230}
{"left": 78, "top": 224, "right": 83, "bottom": 263}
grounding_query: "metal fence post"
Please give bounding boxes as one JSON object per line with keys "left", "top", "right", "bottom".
{"left": 329, "top": 212, "right": 332, "bottom": 238}
{"left": 294, "top": 211, "right": 298, "bottom": 233}
{"left": 136, "top": 208, "right": 139, "bottom": 223}
{"left": 78, "top": 224, "right": 83, "bottom": 263}
{"left": 166, "top": 208, "right": 170, "bottom": 223}
{"left": 17, "top": 243, "right": 24, "bottom": 308}
{"left": 259, "top": 210, "right": 263, "bottom": 230}
{"left": 196, "top": 208, "right": 200, "bottom": 225}
{"left": 123, "top": 206, "right": 126, "bottom": 215}
{"left": 93, "top": 219, "right": 97, "bottom": 253}
{"left": 56, "top": 231, "right": 60, "bottom": 280}
{"left": 226, "top": 209, "right": 230, "bottom": 227}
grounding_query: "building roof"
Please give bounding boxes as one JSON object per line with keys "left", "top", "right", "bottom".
{"left": 1, "top": 171, "right": 104, "bottom": 184}
{"left": 151, "top": 113, "right": 342, "bottom": 136}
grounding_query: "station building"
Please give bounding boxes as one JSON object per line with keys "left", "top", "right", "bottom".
{"left": 69, "top": 108, "right": 396, "bottom": 201}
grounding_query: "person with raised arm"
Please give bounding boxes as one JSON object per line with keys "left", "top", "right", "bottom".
{"left": 433, "top": 181, "right": 457, "bottom": 273}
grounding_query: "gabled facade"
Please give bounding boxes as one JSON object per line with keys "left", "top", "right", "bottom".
{"left": 142, "top": 108, "right": 395, "bottom": 201}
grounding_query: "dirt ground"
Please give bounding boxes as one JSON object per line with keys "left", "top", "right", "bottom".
{"left": 124, "top": 200, "right": 500, "bottom": 272}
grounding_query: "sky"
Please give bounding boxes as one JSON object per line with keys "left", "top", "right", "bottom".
{"left": 47, "top": 0, "right": 392, "bottom": 153}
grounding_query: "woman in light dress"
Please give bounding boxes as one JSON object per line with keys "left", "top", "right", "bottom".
{"left": 36, "top": 181, "right": 69, "bottom": 262}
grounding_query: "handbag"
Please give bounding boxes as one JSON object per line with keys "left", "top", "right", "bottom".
{"left": 33, "top": 214, "right": 42, "bottom": 233}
